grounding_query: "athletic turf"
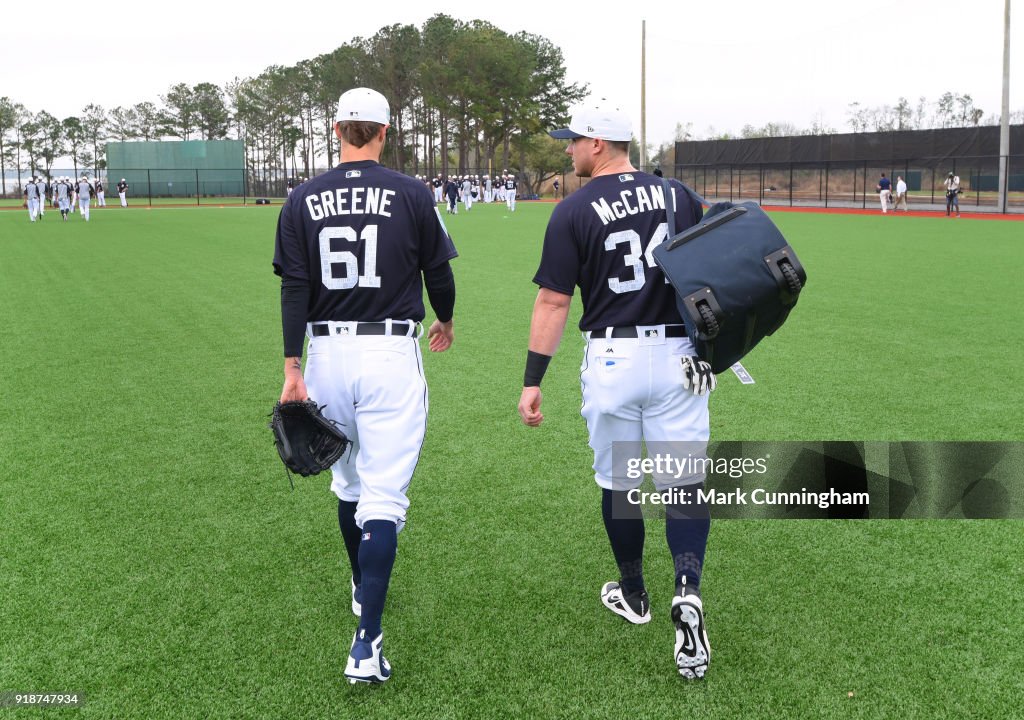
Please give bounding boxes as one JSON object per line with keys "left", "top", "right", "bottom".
{"left": 1, "top": 203, "right": 1021, "bottom": 719}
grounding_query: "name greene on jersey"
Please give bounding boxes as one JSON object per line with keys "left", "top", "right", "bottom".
{"left": 304, "top": 185, "right": 396, "bottom": 221}
{"left": 590, "top": 183, "right": 668, "bottom": 226}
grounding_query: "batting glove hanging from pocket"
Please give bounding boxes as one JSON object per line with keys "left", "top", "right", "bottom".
{"left": 680, "top": 356, "right": 717, "bottom": 396}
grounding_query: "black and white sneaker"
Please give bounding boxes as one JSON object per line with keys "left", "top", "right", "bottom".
{"left": 672, "top": 591, "right": 710, "bottom": 679}
{"left": 600, "top": 581, "right": 651, "bottom": 624}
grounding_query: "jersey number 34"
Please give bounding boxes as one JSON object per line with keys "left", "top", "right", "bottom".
{"left": 605, "top": 222, "right": 668, "bottom": 294}
{"left": 319, "top": 226, "right": 382, "bottom": 289}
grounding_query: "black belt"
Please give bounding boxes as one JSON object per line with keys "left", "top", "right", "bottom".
{"left": 589, "top": 325, "right": 688, "bottom": 339}
{"left": 311, "top": 321, "right": 414, "bottom": 337}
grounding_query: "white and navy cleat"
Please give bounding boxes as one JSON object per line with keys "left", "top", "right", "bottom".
{"left": 344, "top": 629, "right": 391, "bottom": 684}
{"left": 672, "top": 593, "right": 710, "bottom": 679}
{"left": 601, "top": 581, "right": 651, "bottom": 624}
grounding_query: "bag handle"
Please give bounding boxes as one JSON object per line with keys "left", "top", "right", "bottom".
{"left": 661, "top": 177, "right": 711, "bottom": 240}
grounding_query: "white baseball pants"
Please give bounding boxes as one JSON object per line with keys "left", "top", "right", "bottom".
{"left": 580, "top": 327, "right": 710, "bottom": 490}
{"left": 303, "top": 323, "right": 427, "bottom": 528}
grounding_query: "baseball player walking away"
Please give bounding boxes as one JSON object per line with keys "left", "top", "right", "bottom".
{"left": 117, "top": 178, "right": 128, "bottom": 207}
{"left": 77, "top": 176, "right": 93, "bottom": 221}
{"left": 517, "top": 99, "right": 715, "bottom": 680}
{"left": 274, "top": 87, "right": 457, "bottom": 685}
{"left": 35, "top": 176, "right": 47, "bottom": 218}
{"left": 55, "top": 177, "right": 72, "bottom": 221}
{"left": 24, "top": 177, "right": 40, "bottom": 222}
{"left": 944, "top": 171, "right": 961, "bottom": 217}
{"left": 461, "top": 175, "right": 473, "bottom": 212}
{"left": 876, "top": 173, "right": 892, "bottom": 214}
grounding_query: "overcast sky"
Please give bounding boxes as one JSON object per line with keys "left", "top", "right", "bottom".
{"left": 1, "top": 0, "right": 1019, "bottom": 146}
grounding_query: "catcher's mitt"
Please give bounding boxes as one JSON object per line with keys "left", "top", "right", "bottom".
{"left": 269, "top": 400, "right": 351, "bottom": 478}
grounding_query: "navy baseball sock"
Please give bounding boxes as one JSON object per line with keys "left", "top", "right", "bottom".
{"left": 337, "top": 500, "right": 362, "bottom": 587}
{"left": 601, "top": 489, "right": 646, "bottom": 594}
{"left": 665, "top": 492, "right": 710, "bottom": 595}
{"left": 356, "top": 519, "right": 397, "bottom": 639}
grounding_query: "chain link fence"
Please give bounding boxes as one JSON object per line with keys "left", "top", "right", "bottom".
{"left": 669, "top": 156, "right": 1024, "bottom": 213}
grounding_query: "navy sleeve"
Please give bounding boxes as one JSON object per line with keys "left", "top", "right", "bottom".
{"left": 532, "top": 203, "right": 578, "bottom": 295}
{"left": 416, "top": 187, "right": 458, "bottom": 271}
{"left": 272, "top": 197, "right": 308, "bottom": 280}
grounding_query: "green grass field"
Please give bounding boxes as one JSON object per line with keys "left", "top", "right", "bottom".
{"left": 1, "top": 203, "right": 1022, "bottom": 719}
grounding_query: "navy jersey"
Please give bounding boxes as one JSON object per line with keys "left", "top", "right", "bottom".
{"left": 117, "top": 182, "right": 128, "bottom": 193}
{"left": 431, "top": 178, "right": 442, "bottom": 188}
{"left": 504, "top": 177, "right": 516, "bottom": 190}
{"left": 533, "top": 172, "right": 702, "bottom": 331}
{"left": 273, "top": 159, "right": 457, "bottom": 323}
{"left": 878, "top": 177, "right": 891, "bottom": 191}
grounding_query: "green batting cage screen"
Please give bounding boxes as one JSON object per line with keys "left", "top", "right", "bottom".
{"left": 106, "top": 140, "right": 245, "bottom": 198}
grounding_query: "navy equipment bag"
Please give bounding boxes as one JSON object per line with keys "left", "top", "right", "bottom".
{"left": 653, "top": 181, "right": 807, "bottom": 374}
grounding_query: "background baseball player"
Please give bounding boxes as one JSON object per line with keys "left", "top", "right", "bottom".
{"left": 55, "top": 177, "right": 72, "bottom": 220}
{"left": 461, "top": 174, "right": 473, "bottom": 212}
{"left": 117, "top": 178, "right": 128, "bottom": 207}
{"left": 274, "top": 87, "right": 457, "bottom": 685}
{"left": 444, "top": 174, "right": 459, "bottom": 214}
{"left": 517, "top": 99, "right": 715, "bottom": 680}
{"left": 944, "top": 171, "right": 961, "bottom": 217}
{"left": 77, "top": 176, "right": 94, "bottom": 221}
{"left": 35, "top": 176, "right": 47, "bottom": 218}
{"left": 876, "top": 173, "right": 892, "bottom": 214}
{"left": 24, "top": 177, "right": 40, "bottom": 222}
{"left": 504, "top": 172, "right": 517, "bottom": 212}
{"left": 95, "top": 178, "right": 106, "bottom": 207}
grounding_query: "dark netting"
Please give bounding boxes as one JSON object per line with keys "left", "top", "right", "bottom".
{"left": 673, "top": 125, "right": 1024, "bottom": 212}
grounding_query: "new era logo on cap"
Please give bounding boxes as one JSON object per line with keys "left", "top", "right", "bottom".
{"left": 549, "top": 99, "right": 632, "bottom": 142}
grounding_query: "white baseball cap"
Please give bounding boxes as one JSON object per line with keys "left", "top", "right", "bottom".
{"left": 549, "top": 99, "right": 632, "bottom": 142}
{"left": 336, "top": 88, "right": 390, "bottom": 125}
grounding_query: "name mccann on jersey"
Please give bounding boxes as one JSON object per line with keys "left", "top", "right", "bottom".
{"left": 305, "top": 186, "right": 396, "bottom": 221}
{"left": 591, "top": 184, "right": 670, "bottom": 226}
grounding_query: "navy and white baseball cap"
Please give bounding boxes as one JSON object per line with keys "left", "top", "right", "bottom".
{"left": 549, "top": 99, "right": 632, "bottom": 141}
{"left": 336, "top": 88, "right": 390, "bottom": 126}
